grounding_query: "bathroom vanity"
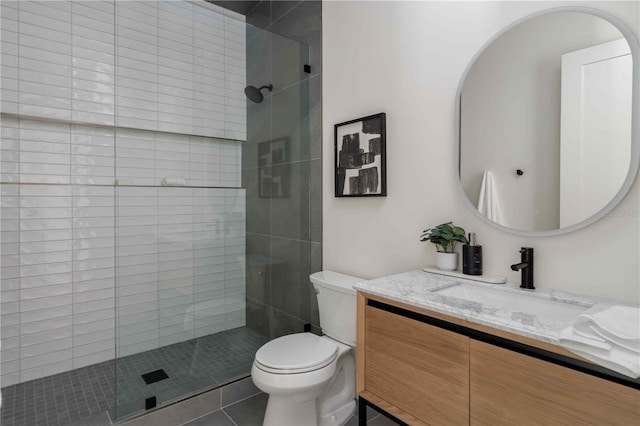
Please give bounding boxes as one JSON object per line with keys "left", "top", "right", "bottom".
{"left": 355, "top": 271, "right": 640, "bottom": 425}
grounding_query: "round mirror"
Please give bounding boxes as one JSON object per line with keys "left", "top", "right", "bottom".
{"left": 457, "top": 8, "right": 640, "bottom": 236}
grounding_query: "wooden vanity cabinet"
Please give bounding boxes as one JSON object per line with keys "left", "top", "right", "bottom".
{"left": 364, "top": 304, "right": 469, "bottom": 425}
{"left": 470, "top": 340, "right": 640, "bottom": 425}
{"left": 357, "top": 292, "right": 640, "bottom": 426}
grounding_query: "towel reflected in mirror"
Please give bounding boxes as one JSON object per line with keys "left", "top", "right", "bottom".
{"left": 477, "top": 171, "right": 504, "bottom": 225}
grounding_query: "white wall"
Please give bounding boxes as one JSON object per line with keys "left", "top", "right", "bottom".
{"left": 322, "top": 1, "right": 640, "bottom": 303}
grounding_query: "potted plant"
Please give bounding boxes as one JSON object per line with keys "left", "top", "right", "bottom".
{"left": 420, "top": 222, "right": 469, "bottom": 271}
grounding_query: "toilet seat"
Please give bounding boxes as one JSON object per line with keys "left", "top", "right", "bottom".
{"left": 255, "top": 333, "right": 338, "bottom": 374}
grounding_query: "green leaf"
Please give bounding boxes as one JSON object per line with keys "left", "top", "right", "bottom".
{"left": 452, "top": 226, "right": 465, "bottom": 235}
{"left": 420, "top": 221, "right": 468, "bottom": 251}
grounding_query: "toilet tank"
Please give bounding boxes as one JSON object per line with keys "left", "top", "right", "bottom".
{"left": 310, "top": 271, "right": 364, "bottom": 347}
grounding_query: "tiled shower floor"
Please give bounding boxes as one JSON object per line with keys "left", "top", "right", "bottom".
{"left": 0, "top": 327, "right": 268, "bottom": 426}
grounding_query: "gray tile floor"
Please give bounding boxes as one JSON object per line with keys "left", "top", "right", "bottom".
{"left": 0, "top": 357, "right": 116, "bottom": 426}
{"left": 115, "top": 327, "right": 268, "bottom": 420}
{"left": 183, "top": 394, "right": 401, "bottom": 426}
{"left": 0, "top": 327, "right": 268, "bottom": 426}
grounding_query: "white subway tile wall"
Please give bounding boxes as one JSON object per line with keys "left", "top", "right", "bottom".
{"left": 72, "top": 0, "right": 116, "bottom": 126}
{"left": 0, "top": 0, "right": 246, "bottom": 386}
{"left": 223, "top": 189, "right": 246, "bottom": 329}
{"left": 116, "top": 0, "right": 159, "bottom": 131}
{"left": 72, "top": 125, "right": 115, "bottom": 185}
{"left": 1, "top": 183, "right": 21, "bottom": 387}
{"left": 17, "top": 1, "right": 72, "bottom": 121}
{"left": 116, "top": 186, "right": 159, "bottom": 357}
{"left": 1, "top": 0, "right": 246, "bottom": 140}
{"left": 158, "top": 187, "right": 195, "bottom": 347}
{"left": 1, "top": 2, "right": 19, "bottom": 115}
{"left": 114, "top": 186, "right": 246, "bottom": 357}
{"left": 222, "top": 15, "right": 247, "bottom": 141}
{"left": 1, "top": 127, "right": 246, "bottom": 385}
{"left": 114, "top": 0, "right": 246, "bottom": 139}
{"left": 20, "top": 119, "right": 71, "bottom": 184}
{"left": 72, "top": 185, "right": 115, "bottom": 370}
{"left": 1, "top": 117, "right": 19, "bottom": 183}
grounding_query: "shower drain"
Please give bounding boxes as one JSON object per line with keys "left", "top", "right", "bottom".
{"left": 141, "top": 369, "right": 169, "bottom": 385}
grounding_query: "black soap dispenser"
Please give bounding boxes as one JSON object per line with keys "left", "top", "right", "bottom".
{"left": 463, "top": 232, "right": 482, "bottom": 276}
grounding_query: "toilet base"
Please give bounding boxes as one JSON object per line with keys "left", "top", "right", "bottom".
{"left": 262, "top": 395, "right": 356, "bottom": 426}
{"left": 317, "top": 350, "right": 356, "bottom": 426}
{"left": 319, "top": 400, "right": 356, "bottom": 426}
{"left": 263, "top": 395, "right": 317, "bottom": 426}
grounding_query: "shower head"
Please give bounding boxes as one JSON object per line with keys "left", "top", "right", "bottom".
{"left": 244, "top": 84, "right": 273, "bottom": 103}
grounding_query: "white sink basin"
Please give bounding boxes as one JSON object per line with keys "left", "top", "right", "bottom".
{"left": 434, "top": 283, "right": 590, "bottom": 325}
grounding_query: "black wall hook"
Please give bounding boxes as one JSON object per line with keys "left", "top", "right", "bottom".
{"left": 516, "top": 169, "right": 524, "bottom": 176}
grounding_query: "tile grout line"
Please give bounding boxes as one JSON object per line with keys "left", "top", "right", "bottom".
{"left": 71, "top": 0, "right": 76, "bottom": 374}
{"left": 220, "top": 389, "right": 262, "bottom": 409}
{"left": 17, "top": 0, "right": 22, "bottom": 391}
{"left": 220, "top": 407, "right": 239, "bottom": 426}
{"left": 0, "top": 113, "right": 246, "bottom": 146}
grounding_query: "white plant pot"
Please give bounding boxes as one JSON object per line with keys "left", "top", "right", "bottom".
{"left": 436, "top": 252, "right": 458, "bottom": 271}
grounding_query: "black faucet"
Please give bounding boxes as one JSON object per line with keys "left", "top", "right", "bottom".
{"left": 511, "top": 247, "right": 534, "bottom": 289}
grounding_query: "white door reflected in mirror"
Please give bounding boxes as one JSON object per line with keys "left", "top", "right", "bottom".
{"left": 560, "top": 39, "right": 632, "bottom": 227}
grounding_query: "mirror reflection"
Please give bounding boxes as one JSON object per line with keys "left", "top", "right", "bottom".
{"left": 459, "top": 12, "right": 633, "bottom": 232}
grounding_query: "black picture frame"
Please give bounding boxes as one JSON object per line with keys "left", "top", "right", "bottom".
{"left": 334, "top": 113, "right": 386, "bottom": 197}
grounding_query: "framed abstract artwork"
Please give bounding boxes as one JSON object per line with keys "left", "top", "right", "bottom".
{"left": 334, "top": 113, "right": 386, "bottom": 197}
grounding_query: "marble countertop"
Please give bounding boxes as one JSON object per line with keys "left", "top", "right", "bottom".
{"left": 354, "top": 270, "right": 603, "bottom": 346}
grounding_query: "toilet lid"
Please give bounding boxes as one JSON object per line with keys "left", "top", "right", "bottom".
{"left": 255, "top": 333, "right": 338, "bottom": 373}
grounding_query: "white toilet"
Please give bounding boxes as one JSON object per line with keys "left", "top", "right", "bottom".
{"left": 251, "top": 271, "right": 362, "bottom": 426}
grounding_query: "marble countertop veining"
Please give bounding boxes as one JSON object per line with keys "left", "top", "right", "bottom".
{"left": 354, "top": 270, "right": 603, "bottom": 345}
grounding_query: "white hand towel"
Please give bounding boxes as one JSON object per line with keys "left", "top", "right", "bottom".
{"left": 558, "top": 304, "right": 640, "bottom": 378}
{"left": 574, "top": 304, "right": 640, "bottom": 353}
{"left": 477, "top": 171, "right": 504, "bottom": 225}
{"left": 559, "top": 325, "right": 612, "bottom": 354}
{"left": 562, "top": 340, "right": 640, "bottom": 379}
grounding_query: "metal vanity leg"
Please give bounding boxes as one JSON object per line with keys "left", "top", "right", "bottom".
{"left": 358, "top": 397, "right": 367, "bottom": 426}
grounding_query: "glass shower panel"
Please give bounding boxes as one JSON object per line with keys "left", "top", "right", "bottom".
{"left": 113, "top": 160, "right": 263, "bottom": 420}
{"left": 112, "top": 2, "right": 270, "bottom": 421}
{"left": 245, "top": 18, "right": 316, "bottom": 342}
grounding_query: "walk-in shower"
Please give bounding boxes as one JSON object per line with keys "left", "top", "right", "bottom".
{"left": 0, "top": 0, "right": 322, "bottom": 424}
